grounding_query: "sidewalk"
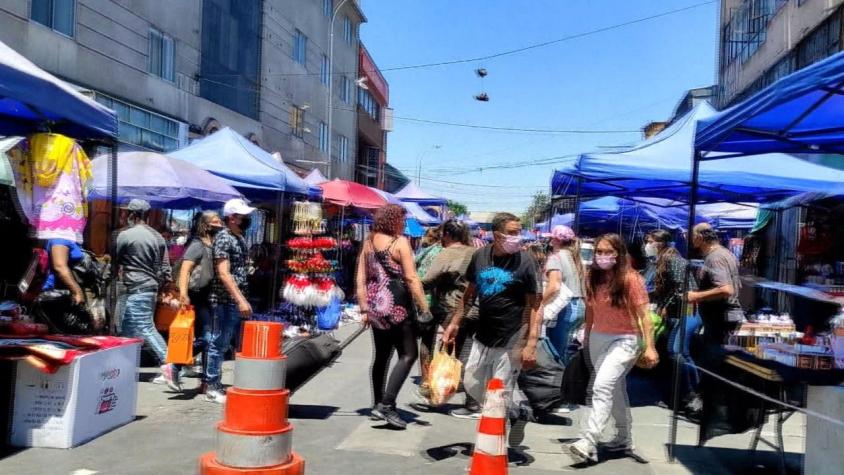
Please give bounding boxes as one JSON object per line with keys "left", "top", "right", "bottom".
{"left": 0, "top": 324, "right": 805, "bottom": 474}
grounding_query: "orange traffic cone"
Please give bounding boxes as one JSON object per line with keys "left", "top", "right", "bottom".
{"left": 199, "top": 321, "right": 305, "bottom": 475}
{"left": 468, "top": 378, "right": 508, "bottom": 475}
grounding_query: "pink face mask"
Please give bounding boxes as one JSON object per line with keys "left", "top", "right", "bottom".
{"left": 595, "top": 255, "right": 617, "bottom": 270}
{"left": 498, "top": 233, "right": 523, "bottom": 254}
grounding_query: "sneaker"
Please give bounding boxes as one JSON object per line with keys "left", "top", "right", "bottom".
{"left": 160, "top": 364, "right": 181, "bottom": 392}
{"left": 414, "top": 385, "right": 432, "bottom": 405}
{"left": 180, "top": 365, "right": 202, "bottom": 378}
{"left": 151, "top": 374, "right": 166, "bottom": 385}
{"left": 370, "top": 404, "right": 386, "bottom": 421}
{"left": 552, "top": 404, "right": 575, "bottom": 415}
{"left": 205, "top": 386, "right": 227, "bottom": 404}
{"left": 602, "top": 438, "right": 634, "bottom": 452}
{"left": 380, "top": 405, "right": 407, "bottom": 430}
{"left": 567, "top": 439, "right": 597, "bottom": 464}
{"left": 450, "top": 407, "right": 482, "bottom": 420}
{"left": 508, "top": 416, "right": 528, "bottom": 447}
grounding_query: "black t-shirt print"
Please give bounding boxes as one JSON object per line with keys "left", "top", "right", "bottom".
{"left": 466, "top": 246, "right": 539, "bottom": 348}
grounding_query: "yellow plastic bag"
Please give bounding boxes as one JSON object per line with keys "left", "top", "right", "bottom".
{"left": 428, "top": 343, "right": 463, "bottom": 406}
{"left": 165, "top": 306, "right": 195, "bottom": 365}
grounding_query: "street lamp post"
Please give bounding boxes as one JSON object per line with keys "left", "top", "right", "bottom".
{"left": 326, "top": 0, "right": 353, "bottom": 180}
{"left": 416, "top": 145, "right": 442, "bottom": 185}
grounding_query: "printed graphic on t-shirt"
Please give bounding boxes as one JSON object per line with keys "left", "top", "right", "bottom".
{"left": 477, "top": 267, "right": 514, "bottom": 297}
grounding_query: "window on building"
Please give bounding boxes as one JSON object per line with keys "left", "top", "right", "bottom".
{"left": 340, "top": 76, "right": 351, "bottom": 103}
{"left": 321, "top": 55, "right": 330, "bottom": 86}
{"left": 200, "top": 0, "right": 262, "bottom": 119}
{"left": 94, "top": 94, "right": 183, "bottom": 152}
{"left": 291, "top": 105, "right": 305, "bottom": 138}
{"left": 797, "top": 12, "right": 842, "bottom": 68}
{"left": 338, "top": 135, "right": 349, "bottom": 162}
{"left": 344, "top": 16, "right": 353, "bottom": 44}
{"left": 149, "top": 28, "right": 175, "bottom": 82}
{"left": 31, "top": 0, "right": 75, "bottom": 37}
{"left": 358, "top": 88, "right": 380, "bottom": 121}
{"left": 293, "top": 30, "right": 308, "bottom": 66}
{"left": 324, "top": 0, "right": 332, "bottom": 17}
{"left": 319, "top": 122, "right": 329, "bottom": 153}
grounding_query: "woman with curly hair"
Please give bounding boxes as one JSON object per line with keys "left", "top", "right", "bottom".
{"left": 356, "top": 204, "right": 431, "bottom": 429}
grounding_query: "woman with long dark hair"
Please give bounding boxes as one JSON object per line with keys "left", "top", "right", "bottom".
{"left": 568, "top": 234, "right": 657, "bottom": 463}
{"left": 356, "top": 204, "right": 431, "bottom": 429}
{"left": 646, "top": 230, "right": 701, "bottom": 409}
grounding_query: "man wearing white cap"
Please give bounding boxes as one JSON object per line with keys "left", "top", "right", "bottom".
{"left": 205, "top": 198, "right": 256, "bottom": 403}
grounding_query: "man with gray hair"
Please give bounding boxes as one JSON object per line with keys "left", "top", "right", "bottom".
{"left": 687, "top": 222, "right": 743, "bottom": 348}
{"left": 116, "top": 199, "right": 177, "bottom": 391}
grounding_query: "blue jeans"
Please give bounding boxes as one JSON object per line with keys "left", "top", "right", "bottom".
{"left": 206, "top": 303, "right": 243, "bottom": 387}
{"left": 120, "top": 291, "right": 168, "bottom": 365}
{"left": 667, "top": 313, "right": 703, "bottom": 395}
{"left": 547, "top": 297, "right": 585, "bottom": 366}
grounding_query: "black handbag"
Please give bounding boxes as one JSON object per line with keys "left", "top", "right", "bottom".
{"left": 560, "top": 348, "right": 591, "bottom": 405}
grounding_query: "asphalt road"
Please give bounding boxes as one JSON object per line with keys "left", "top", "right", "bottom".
{"left": 0, "top": 324, "right": 805, "bottom": 474}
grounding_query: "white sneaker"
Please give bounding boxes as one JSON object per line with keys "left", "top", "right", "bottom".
{"left": 552, "top": 404, "right": 575, "bottom": 414}
{"left": 205, "top": 387, "right": 227, "bottom": 404}
{"left": 159, "top": 364, "right": 182, "bottom": 392}
{"left": 567, "top": 439, "right": 597, "bottom": 463}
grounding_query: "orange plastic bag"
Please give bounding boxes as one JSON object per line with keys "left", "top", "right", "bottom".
{"left": 427, "top": 343, "right": 463, "bottom": 406}
{"left": 165, "top": 306, "right": 195, "bottom": 365}
{"left": 155, "top": 303, "right": 179, "bottom": 332}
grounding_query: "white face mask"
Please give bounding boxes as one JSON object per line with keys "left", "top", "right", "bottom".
{"left": 644, "top": 243, "right": 658, "bottom": 258}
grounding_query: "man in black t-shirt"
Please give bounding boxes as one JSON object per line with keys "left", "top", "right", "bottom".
{"left": 444, "top": 213, "right": 541, "bottom": 429}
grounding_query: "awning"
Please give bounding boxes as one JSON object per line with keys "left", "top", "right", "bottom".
{"left": 304, "top": 168, "right": 328, "bottom": 185}
{"left": 89, "top": 151, "right": 243, "bottom": 208}
{"left": 0, "top": 136, "right": 21, "bottom": 186}
{"left": 394, "top": 182, "right": 447, "bottom": 205}
{"left": 319, "top": 179, "right": 387, "bottom": 209}
{"left": 553, "top": 102, "right": 844, "bottom": 203}
{"left": 696, "top": 50, "right": 844, "bottom": 156}
{"left": 169, "top": 127, "right": 317, "bottom": 196}
{"left": 0, "top": 40, "right": 117, "bottom": 140}
{"left": 403, "top": 201, "right": 440, "bottom": 225}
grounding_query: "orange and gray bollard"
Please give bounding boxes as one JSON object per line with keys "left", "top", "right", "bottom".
{"left": 468, "top": 378, "right": 509, "bottom": 475}
{"left": 199, "top": 321, "right": 305, "bottom": 474}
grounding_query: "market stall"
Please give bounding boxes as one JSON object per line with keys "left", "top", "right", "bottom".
{"left": 394, "top": 182, "right": 447, "bottom": 220}
{"left": 687, "top": 50, "right": 844, "bottom": 473}
{"left": 0, "top": 39, "right": 143, "bottom": 449}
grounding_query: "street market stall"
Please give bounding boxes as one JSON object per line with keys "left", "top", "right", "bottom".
{"left": 681, "top": 50, "right": 844, "bottom": 473}
{"left": 395, "top": 182, "right": 447, "bottom": 220}
{"left": 0, "top": 39, "right": 144, "bottom": 450}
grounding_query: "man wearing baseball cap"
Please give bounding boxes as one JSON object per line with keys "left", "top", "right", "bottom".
{"left": 115, "top": 199, "right": 179, "bottom": 392}
{"left": 205, "top": 198, "right": 256, "bottom": 403}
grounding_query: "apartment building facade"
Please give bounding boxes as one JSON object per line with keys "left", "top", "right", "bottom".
{"left": 0, "top": 0, "right": 365, "bottom": 180}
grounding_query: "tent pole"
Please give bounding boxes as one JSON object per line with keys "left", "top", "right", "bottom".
{"left": 108, "top": 142, "right": 119, "bottom": 335}
{"left": 669, "top": 150, "right": 701, "bottom": 462}
{"left": 269, "top": 191, "right": 285, "bottom": 311}
{"left": 572, "top": 177, "right": 583, "bottom": 234}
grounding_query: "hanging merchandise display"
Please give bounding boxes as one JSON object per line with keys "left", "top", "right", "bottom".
{"left": 10, "top": 133, "right": 92, "bottom": 243}
{"left": 292, "top": 200, "right": 326, "bottom": 235}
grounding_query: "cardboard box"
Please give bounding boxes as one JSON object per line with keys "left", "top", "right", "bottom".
{"left": 9, "top": 341, "right": 140, "bottom": 448}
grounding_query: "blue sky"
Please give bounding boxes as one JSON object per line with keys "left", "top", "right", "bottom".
{"left": 358, "top": 0, "right": 719, "bottom": 214}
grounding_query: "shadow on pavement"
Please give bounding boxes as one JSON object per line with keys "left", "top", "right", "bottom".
{"left": 289, "top": 404, "right": 339, "bottom": 420}
{"left": 423, "top": 442, "right": 473, "bottom": 462}
{"left": 668, "top": 444, "right": 803, "bottom": 475}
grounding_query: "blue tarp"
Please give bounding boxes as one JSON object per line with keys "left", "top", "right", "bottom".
{"left": 403, "top": 201, "right": 440, "bottom": 225}
{"left": 169, "top": 127, "right": 318, "bottom": 196}
{"left": 0, "top": 40, "right": 117, "bottom": 140}
{"left": 696, "top": 50, "right": 844, "bottom": 156}
{"left": 552, "top": 102, "right": 844, "bottom": 203}
{"left": 405, "top": 217, "right": 425, "bottom": 238}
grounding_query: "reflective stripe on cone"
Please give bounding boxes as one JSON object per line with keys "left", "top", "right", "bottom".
{"left": 234, "top": 355, "right": 287, "bottom": 390}
{"left": 469, "top": 378, "right": 508, "bottom": 475}
{"left": 223, "top": 388, "right": 290, "bottom": 433}
{"left": 198, "top": 451, "right": 305, "bottom": 475}
{"left": 215, "top": 424, "right": 293, "bottom": 469}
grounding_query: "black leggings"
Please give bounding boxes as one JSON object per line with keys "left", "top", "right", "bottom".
{"left": 371, "top": 318, "right": 418, "bottom": 407}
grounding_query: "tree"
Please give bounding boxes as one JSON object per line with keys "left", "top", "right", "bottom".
{"left": 521, "top": 191, "right": 550, "bottom": 229}
{"left": 447, "top": 200, "right": 468, "bottom": 217}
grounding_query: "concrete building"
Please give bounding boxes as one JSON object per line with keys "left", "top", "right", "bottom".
{"left": 355, "top": 44, "right": 391, "bottom": 189}
{"left": 717, "top": 0, "right": 844, "bottom": 108}
{"left": 0, "top": 0, "right": 365, "bottom": 180}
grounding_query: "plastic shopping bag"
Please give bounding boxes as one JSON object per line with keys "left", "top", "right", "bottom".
{"left": 165, "top": 306, "right": 195, "bottom": 365}
{"left": 427, "top": 343, "right": 463, "bottom": 406}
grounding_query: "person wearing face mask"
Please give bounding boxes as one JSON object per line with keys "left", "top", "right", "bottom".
{"left": 205, "top": 199, "right": 256, "bottom": 404}
{"left": 647, "top": 229, "right": 702, "bottom": 412}
{"left": 541, "top": 225, "right": 585, "bottom": 368}
{"left": 443, "top": 213, "right": 541, "bottom": 445}
{"left": 176, "top": 210, "right": 224, "bottom": 390}
{"left": 567, "top": 233, "right": 657, "bottom": 463}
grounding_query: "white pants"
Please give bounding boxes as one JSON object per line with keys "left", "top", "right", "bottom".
{"left": 463, "top": 327, "right": 527, "bottom": 418}
{"left": 580, "top": 331, "right": 639, "bottom": 448}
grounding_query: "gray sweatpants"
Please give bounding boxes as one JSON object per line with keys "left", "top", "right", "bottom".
{"left": 463, "top": 326, "right": 528, "bottom": 419}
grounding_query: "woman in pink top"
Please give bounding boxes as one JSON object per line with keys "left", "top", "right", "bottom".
{"left": 568, "top": 234, "right": 658, "bottom": 464}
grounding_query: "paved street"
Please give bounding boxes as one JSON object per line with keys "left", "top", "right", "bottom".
{"left": 0, "top": 324, "right": 805, "bottom": 475}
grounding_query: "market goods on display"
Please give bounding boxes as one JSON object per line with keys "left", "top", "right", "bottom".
{"left": 292, "top": 201, "right": 326, "bottom": 235}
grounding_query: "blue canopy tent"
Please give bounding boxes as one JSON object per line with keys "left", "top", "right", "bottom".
{"left": 394, "top": 182, "right": 447, "bottom": 205}
{"left": 552, "top": 102, "right": 844, "bottom": 204}
{"left": 403, "top": 201, "right": 441, "bottom": 226}
{"left": 537, "top": 197, "right": 693, "bottom": 235}
{"left": 696, "top": 50, "right": 844, "bottom": 156}
{"left": 169, "top": 127, "right": 318, "bottom": 198}
{"left": 404, "top": 217, "right": 425, "bottom": 238}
